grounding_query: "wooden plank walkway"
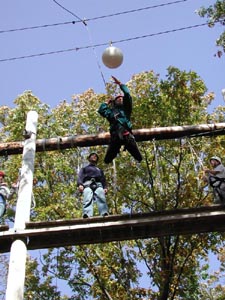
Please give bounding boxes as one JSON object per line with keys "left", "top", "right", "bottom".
{"left": 0, "top": 205, "right": 225, "bottom": 253}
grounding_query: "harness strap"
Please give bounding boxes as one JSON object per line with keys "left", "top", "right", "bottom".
{"left": 83, "top": 178, "right": 98, "bottom": 191}
{"left": 209, "top": 176, "right": 225, "bottom": 188}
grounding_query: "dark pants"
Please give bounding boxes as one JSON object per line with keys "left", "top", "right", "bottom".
{"left": 104, "top": 132, "right": 142, "bottom": 164}
{"left": 209, "top": 176, "right": 225, "bottom": 204}
{"left": 213, "top": 183, "right": 225, "bottom": 204}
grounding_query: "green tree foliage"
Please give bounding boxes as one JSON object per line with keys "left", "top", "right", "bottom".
{"left": 25, "top": 255, "right": 66, "bottom": 300}
{"left": 0, "top": 68, "right": 225, "bottom": 299}
{"left": 196, "top": 0, "right": 225, "bottom": 57}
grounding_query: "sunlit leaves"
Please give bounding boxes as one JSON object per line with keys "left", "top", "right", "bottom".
{"left": 1, "top": 67, "right": 225, "bottom": 299}
{"left": 196, "top": 0, "right": 225, "bottom": 55}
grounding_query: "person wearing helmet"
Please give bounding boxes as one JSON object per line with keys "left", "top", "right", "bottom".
{"left": 98, "top": 76, "right": 142, "bottom": 164}
{"left": 203, "top": 156, "right": 225, "bottom": 204}
{"left": 77, "top": 152, "right": 109, "bottom": 218}
{"left": 0, "top": 171, "right": 17, "bottom": 223}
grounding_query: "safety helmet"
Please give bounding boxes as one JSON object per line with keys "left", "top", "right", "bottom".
{"left": 210, "top": 156, "right": 222, "bottom": 164}
{"left": 88, "top": 152, "right": 99, "bottom": 161}
{"left": 0, "top": 171, "right": 5, "bottom": 177}
{"left": 114, "top": 94, "right": 124, "bottom": 101}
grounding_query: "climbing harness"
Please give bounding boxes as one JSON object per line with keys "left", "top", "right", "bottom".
{"left": 83, "top": 178, "right": 98, "bottom": 192}
{"left": 209, "top": 176, "right": 225, "bottom": 188}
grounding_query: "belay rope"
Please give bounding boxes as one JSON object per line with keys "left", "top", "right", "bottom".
{"left": 52, "top": 0, "right": 107, "bottom": 88}
{"left": 152, "top": 139, "right": 163, "bottom": 194}
{"left": 186, "top": 139, "right": 204, "bottom": 170}
{"left": 186, "top": 139, "right": 204, "bottom": 189}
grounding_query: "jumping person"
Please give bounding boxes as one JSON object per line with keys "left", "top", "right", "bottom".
{"left": 98, "top": 76, "right": 142, "bottom": 164}
{"left": 77, "top": 152, "right": 109, "bottom": 218}
{"left": 203, "top": 156, "right": 225, "bottom": 204}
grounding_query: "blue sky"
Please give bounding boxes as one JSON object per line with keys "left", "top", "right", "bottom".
{"left": 0, "top": 0, "right": 224, "bottom": 112}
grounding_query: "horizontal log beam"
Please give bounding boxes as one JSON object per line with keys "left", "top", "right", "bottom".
{"left": 0, "top": 205, "right": 225, "bottom": 253}
{"left": 0, "top": 123, "right": 225, "bottom": 156}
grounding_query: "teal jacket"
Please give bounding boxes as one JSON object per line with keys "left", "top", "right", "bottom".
{"left": 98, "top": 84, "right": 132, "bottom": 134}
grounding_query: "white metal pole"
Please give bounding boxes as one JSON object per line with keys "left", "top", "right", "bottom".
{"left": 6, "top": 111, "right": 38, "bottom": 300}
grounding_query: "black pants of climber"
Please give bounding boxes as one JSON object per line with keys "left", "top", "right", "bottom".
{"left": 104, "top": 132, "right": 142, "bottom": 164}
{"left": 209, "top": 177, "right": 225, "bottom": 204}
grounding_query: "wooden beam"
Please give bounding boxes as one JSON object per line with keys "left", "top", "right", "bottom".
{"left": 1, "top": 123, "right": 225, "bottom": 156}
{"left": 0, "top": 225, "right": 9, "bottom": 232}
{"left": 0, "top": 205, "right": 225, "bottom": 253}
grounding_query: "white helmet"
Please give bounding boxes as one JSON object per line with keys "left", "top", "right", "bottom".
{"left": 210, "top": 156, "right": 222, "bottom": 164}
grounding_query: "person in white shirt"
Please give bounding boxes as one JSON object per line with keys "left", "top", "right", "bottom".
{"left": 0, "top": 171, "right": 17, "bottom": 223}
{"left": 203, "top": 156, "right": 225, "bottom": 204}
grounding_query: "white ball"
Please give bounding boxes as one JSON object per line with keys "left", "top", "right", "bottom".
{"left": 102, "top": 46, "right": 123, "bottom": 68}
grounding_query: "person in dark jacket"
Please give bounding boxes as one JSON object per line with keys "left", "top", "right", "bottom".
{"left": 98, "top": 76, "right": 142, "bottom": 164}
{"left": 77, "top": 152, "right": 109, "bottom": 218}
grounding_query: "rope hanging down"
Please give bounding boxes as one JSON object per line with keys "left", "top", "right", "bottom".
{"left": 52, "top": 0, "right": 107, "bottom": 87}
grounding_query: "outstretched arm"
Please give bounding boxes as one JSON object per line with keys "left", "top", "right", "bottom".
{"left": 112, "top": 75, "right": 130, "bottom": 97}
{"left": 204, "top": 168, "right": 220, "bottom": 176}
{"left": 111, "top": 76, "right": 121, "bottom": 85}
{"left": 112, "top": 76, "right": 132, "bottom": 117}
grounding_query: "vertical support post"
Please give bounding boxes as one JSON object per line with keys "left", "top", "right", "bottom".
{"left": 6, "top": 111, "right": 38, "bottom": 300}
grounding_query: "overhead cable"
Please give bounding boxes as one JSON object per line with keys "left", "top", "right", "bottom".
{"left": 0, "top": 0, "right": 189, "bottom": 34}
{"left": 0, "top": 21, "right": 74, "bottom": 34}
{"left": 85, "top": 0, "right": 189, "bottom": 22}
{"left": 53, "top": 0, "right": 106, "bottom": 86}
{"left": 0, "top": 22, "right": 211, "bottom": 63}
{"left": 52, "top": 0, "right": 87, "bottom": 25}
